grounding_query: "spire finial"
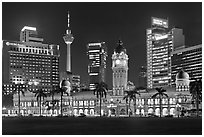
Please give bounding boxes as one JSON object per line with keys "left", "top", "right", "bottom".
{"left": 118, "top": 40, "right": 123, "bottom": 46}
{"left": 67, "top": 11, "right": 70, "bottom": 28}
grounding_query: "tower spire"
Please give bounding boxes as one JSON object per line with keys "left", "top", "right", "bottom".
{"left": 67, "top": 11, "right": 70, "bottom": 28}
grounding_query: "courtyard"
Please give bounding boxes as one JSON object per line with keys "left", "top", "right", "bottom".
{"left": 2, "top": 116, "right": 202, "bottom": 135}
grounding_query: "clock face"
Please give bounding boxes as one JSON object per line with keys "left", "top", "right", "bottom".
{"left": 115, "top": 59, "right": 120, "bottom": 65}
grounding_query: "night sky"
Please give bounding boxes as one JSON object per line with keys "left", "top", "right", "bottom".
{"left": 2, "top": 2, "right": 202, "bottom": 88}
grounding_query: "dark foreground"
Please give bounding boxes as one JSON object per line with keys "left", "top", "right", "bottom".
{"left": 2, "top": 117, "right": 202, "bottom": 135}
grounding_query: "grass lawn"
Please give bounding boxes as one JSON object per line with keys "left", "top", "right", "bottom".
{"left": 2, "top": 116, "right": 202, "bottom": 135}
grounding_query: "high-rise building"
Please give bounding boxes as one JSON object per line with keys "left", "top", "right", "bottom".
{"left": 63, "top": 11, "right": 74, "bottom": 73}
{"left": 20, "top": 26, "right": 43, "bottom": 43}
{"left": 171, "top": 44, "right": 202, "bottom": 85}
{"left": 138, "top": 66, "right": 147, "bottom": 88}
{"left": 146, "top": 17, "right": 185, "bottom": 89}
{"left": 112, "top": 40, "right": 128, "bottom": 96}
{"left": 87, "top": 42, "right": 107, "bottom": 90}
{"left": 2, "top": 26, "right": 60, "bottom": 94}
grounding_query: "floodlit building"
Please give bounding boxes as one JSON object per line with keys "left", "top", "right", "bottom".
{"left": 171, "top": 44, "right": 202, "bottom": 86}
{"left": 87, "top": 42, "right": 107, "bottom": 90}
{"left": 2, "top": 26, "right": 60, "bottom": 95}
{"left": 112, "top": 40, "right": 129, "bottom": 96}
{"left": 146, "top": 17, "right": 185, "bottom": 89}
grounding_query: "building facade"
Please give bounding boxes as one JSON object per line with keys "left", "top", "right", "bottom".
{"left": 171, "top": 44, "right": 202, "bottom": 86}
{"left": 112, "top": 40, "right": 128, "bottom": 96}
{"left": 147, "top": 17, "right": 185, "bottom": 89}
{"left": 138, "top": 66, "right": 147, "bottom": 88}
{"left": 87, "top": 42, "right": 107, "bottom": 90}
{"left": 2, "top": 26, "right": 60, "bottom": 95}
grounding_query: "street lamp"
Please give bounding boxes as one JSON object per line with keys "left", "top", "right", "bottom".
{"left": 176, "top": 103, "right": 181, "bottom": 118}
{"left": 138, "top": 104, "right": 143, "bottom": 117}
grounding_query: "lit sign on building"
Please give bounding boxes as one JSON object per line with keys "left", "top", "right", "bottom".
{"left": 21, "top": 26, "right": 37, "bottom": 31}
{"left": 154, "top": 34, "right": 169, "bottom": 41}
{"left": 152, "top": 17, "right": 168, "bottom": 28}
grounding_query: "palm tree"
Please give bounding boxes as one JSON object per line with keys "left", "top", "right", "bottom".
{"left": 123, "top": 90, "right": 133, "bottom": 117}
{"left": 151, "top": 87, "right": 168, "bottom": 118}
{"left": 55, "top": 86, "right": 70, "bottom": 116}
{"left": 48, "top": 86, "right": 59, "bottom": 115}
{"left": 93, "top": 82, "right": 108, "bottom": 117}
{"left": 190, "top": 79, "right": 202, "bottom": 117}
{"left": 132, "top": 87, "right": 142, "bottom": 116}
{"left": 35, "top": 89, "right": 47, "bottom": 116}
{"left": 13, "top": 83, "right": 27, "bottom": 116}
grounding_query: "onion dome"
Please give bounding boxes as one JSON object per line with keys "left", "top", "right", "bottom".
{"left": 114, "top": 40, "right": 126, "bottom": 53}
{"left": 60, "top": 80, "right": 71, "bottom": 87}
{"left": 176, "top": 69, "right": 189, "bottom": 80}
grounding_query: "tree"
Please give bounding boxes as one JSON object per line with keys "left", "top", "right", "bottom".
{"left": 35, "top": 89, "right": 47, "bottom": 116}
{"left": 151, "top": 87, "right": 168, "bottom": 118}
{"left": 94, "top": 82, "right": 108, "bottom": 117}
{"left": 132, "top": 87, "right": 142, "bottom": 116}
{"left": 13, "top": 83, "right": 27, "bottom": 116}
{"left": 48, "top": 86, "right": 60, "bottom": 115}
{"left": 190, "top": 79, "right": 202, "bottom": 117}
{"left": 123, "top": 90, "right": 133, "bottom": 117}
{"left": 123, "top": 88, "right": 141, "bottom": 117}
{"left": 55, "top": 85, "right": 71, "bottom": 116}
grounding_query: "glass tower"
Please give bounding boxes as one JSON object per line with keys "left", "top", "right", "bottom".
{"left": 87, "top": 42, "right": 107, "bottom": 90}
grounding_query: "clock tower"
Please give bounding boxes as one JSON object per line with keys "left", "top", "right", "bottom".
{"left": 112, "top": 40, "right": 129, "bottom": 96}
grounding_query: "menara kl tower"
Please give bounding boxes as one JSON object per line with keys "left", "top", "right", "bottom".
{"left": 63, "top": 11, "right": 74, "bottom": 74}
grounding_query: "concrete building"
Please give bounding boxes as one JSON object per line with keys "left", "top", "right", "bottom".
{"left": 2, "top": 26, "right": 60, "bottom": 95}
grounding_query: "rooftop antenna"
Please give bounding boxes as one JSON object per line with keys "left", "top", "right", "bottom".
{"left": 67, "top": 11, "right": 70, "bottom": 28}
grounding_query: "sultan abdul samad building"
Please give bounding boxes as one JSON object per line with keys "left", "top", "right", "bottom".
{"left": 3, "top": 15, "right": 201, "bottom": 117}
{"left": 10, "top": 40, "right": 197, "bottom": 117}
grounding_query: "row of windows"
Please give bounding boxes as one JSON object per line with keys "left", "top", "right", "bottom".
{"left": 10, "top": 47, "right": 57, "bottom": 55}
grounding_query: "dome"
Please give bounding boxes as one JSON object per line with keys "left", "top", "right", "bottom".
{"left": 176, "top": 69, "right": 189, "bottom": 80}
{"left": 60, "top": 80, "right": 71, "bottom": 87}
{"left": 115, "top": 40, "right": 126, "bottom": 53}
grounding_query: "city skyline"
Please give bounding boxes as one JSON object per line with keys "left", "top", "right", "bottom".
{"left": 2, "top": 2, "right": 202, "bottom": 88}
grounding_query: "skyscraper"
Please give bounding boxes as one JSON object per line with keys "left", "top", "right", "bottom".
{"left": 138, "top": 66, "right": 147, "bottom": 88}
{"left": 63, "top": 11, "right": 74, "bottom": 73}
{"left": 171, "top": 44, "right": 202, "bottom": 85}
{"left": 2, "top": 26, "right": 60, "bottom": 94}
{"left": 146, "top": 17, "right": 185, "bottom": 89}
{"left": 112, "top": 40, "right": 128, "bottom": 96}
{"left": 87, "top": 42, "right": 107, "bottom": 90}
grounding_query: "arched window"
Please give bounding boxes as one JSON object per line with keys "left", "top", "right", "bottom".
{"left": 148, "top": 108, "right": 153, "bottom": 114}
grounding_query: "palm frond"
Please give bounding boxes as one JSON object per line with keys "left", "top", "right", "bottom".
{"left": 162, "top": 93, "right": 168, "bottom": 98}
{"left": 152, "top": 93, "right": 159, "bottom": 98}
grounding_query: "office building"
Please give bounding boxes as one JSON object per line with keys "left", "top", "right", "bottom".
{"left": 87, "top": 42, "right": 107, "bottom": 90}
{"left": 2, "top": 26, "right": 60, "bottom": 94}
{"left": 138, "top": 66, "right": 147, "bottom": 88}
{"left": 171, "top": 44, "right": 202, "bottom": 85}
{"left": 146, "top": 17, "right": 185, "bottom": 89}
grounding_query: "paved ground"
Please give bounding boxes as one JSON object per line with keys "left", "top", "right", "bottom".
{"left": 2, "top": 116, "right": 202, "bottom": 135}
